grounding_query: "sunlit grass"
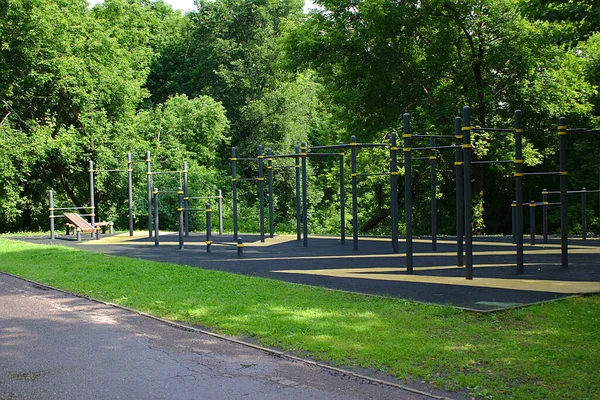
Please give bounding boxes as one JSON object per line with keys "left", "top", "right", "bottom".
{"left": 0, "top": 238, "right": 598, "bottom": 399}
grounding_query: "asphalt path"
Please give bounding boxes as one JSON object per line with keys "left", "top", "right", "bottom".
{"left": 0, "top": 273, "right": 449, "bottom": 400}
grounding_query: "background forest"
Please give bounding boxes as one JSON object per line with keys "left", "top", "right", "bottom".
{"left": 1, "top": 0, "right": 599, "bottom": 237}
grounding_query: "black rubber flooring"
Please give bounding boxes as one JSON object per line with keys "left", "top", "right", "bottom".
{"left": 12, "top": 233, "right": 600, "bottom": 312}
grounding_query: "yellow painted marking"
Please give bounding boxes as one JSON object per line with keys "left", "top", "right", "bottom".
{"left": 272, "top": 267, "right": 600, "bottom": 294}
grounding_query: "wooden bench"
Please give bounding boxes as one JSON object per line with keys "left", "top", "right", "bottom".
{"left": 64, "top": 214, "right": 114, "bottom": 237}
{"left": 63, "top": 213, "right": 96, "bottom": 240}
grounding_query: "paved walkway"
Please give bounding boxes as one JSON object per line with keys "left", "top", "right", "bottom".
{"left": 0, "top": 273, "right": 449, "bottom": 400}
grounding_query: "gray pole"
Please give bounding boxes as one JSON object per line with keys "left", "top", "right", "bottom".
{"left": 218, "top": 189, "right": 223, "bottom": 236}
{"left": 183, "top": 162, "right": 189, "bottom": 237}
{"left": 232, "top": 147, "right": 238, "bottom": 241}
{"left": 559, "top": 117, "right": 568, "bottom": 268}
{"left": 295, "top": 146, "right": 301, "bottom": 241}
{"left": 581, "top": 187, "right": 587, "bottom": 241}
{"left": 404, "top": 114, "right": 413, "bottom": 274}
{"left": 178, "top": 188, "right": 184, "bottom": 249}
{"left": 455, "top": 117, "right": 464, "bottom": 267}
{"left": 128, "top": 153, "right": 134, "bottom": 236}
{"left": 390, "top": 133, "right": 399, "bottom": 253}
{"left": 147, "top": 151, "right": 153, "bottom": 238}
{"left": 301, "top": 142, "right": 308, "bottom": 247}
{"left": 258, "top": 145, "right": 265, "bottom": 243}
{"left": 542, "top": 190, "right": 548, "bottom": 243}
{"left": 339, "top": 143, "right": 346, "bottom": 245}
{"left": 430, "top": 137, "right": 437, "bottom": 251}
{"left": 462, "top": 107, "right": 473, "bottom": 279}
{"left": 89, "top": 160, "right": 97, "bottom": 239}
{"left": 530, "top": 201, "right": 536, "bottom": 245}
{"left": 267, "top": 148, "right": 274, "bottom": 238}
{"left": 206, "top": 203, "right": 212, "bottom": 253}
{"left": 49, "top": 190, "right": 55, "bottom": 240}
{"left": 153, "top": 188, "right": 159, "bottom": 246}
{"left": 351, "top": 136, "right": 358, "bottom": 250}
{"left": 514, "top": 110, "right": 524, "bottom": 274}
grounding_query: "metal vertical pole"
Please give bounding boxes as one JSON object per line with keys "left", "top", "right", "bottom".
{"left": 339, "top": 143, "right": 346, "bottom": 245}
{"left": 559, "top": 117, "right": 568, "bottom": 268}
{"left": 430, "top": 137, "right": 437, "bottom": 251}
{"left": 514, "top": 110, "right": 524, "bottom": 274}
{"left": 404, "top": 114, "right": 413, "bottom": 273}
{"left": 178, "top": 188, "right": 184, "bottom": 249}
{"left": 301, "top": 142, "right": 308, "bottom": 247}
{"left": 49, "top": 190, "right": 55, "bottom": 239}
{"left": 351, "top": 136, "right": 358, "bottom": 250}
{"left": 512, "top": 201, "right": 517, "bottom": 244}
{"left": 232, "top": 147, "right": 238, "bottom": 241}
{"left": 153, "top": 188, "right": 159, "bottom": 246}
{"left": 205, "top": 203, "right": 212, "bottom": 253}
{"left": 183, "top": 162, "right": 189, "bottom": 237}
{"left": 147, "top": 151, "right": 153, "bottom": 238}
{"left": 258, "top": 145, "right": 265, "bottom": 243}
{"left": 128, "top": 153, "right": 134, "bottom": 236}
{"left": 462, "top": 106, "right": 473, "bottom": 279}
{"left": 218, "top": 189, "right": 223, "bottom": 236}
{"left": 295, "top": 146, "right": 301, "bottom": 241}
{"left": 530, "top": 201, "right": 536, "bottom": 245}
{"left": 455, "top": 117, "right": 464, "bottom": 267}
{"left": 542, "top": 190, "right": 548, "bottom": 243}
{"left": 89, "top": 160, "right": 97, "bottom": 239}
{"left": 390, "top": 133, "right": 399, "bottom": 253}
{"left": 581, "top": 187, "right": 587, "bottom": 241}
{"left": 267, "top": 148, "right": 274, "bottom": 238}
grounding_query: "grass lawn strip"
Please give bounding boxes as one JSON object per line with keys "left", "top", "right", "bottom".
{"left": 0, "top": 238, "right": 598, "bottom": 400}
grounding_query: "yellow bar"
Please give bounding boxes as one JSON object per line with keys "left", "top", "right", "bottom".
{"left": 561, "top": 171, "right": 568, "bottom": 175}
{"left": 429, "top": 156, "right": 436, "bottom": 160}
{"left": 402, "top": 134, "right": 411, "bottom": 138}
{"left": 205, "top": 209, "right": 211, "bottom": 213}
{"left": 403, "top": 148, "right": 411, "bottom": 152}
{"left": 454, "top": 162, "right": 463, "bottom": 166}
{"left": 461, "top": 144, "right": 472, "bottom": 149}
{"left": 514, "top": 159, "right": 524, "bottom": 164}
{"left": 461, "top": 126, "right": 471, "bottom": 131}
{"left": 514, "top": 173, "right": 524, "bottom": 177}
{"left": 455, "top": 135, "right": 463, "bottom": 139}
{"left": 390, "top": 171, "right": 399, "bottom": 176}
{"left": 230, "top": 157, "right": 237, "bottom": 161}
{"left": 515, "top": 128, "right": 524, "bottom": 133}
{"left": 257, "top": 177, "right": 265, "bottom": 181}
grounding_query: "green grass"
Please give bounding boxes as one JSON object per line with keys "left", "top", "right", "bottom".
{"left": 1, "top": 238, "right": 598, "bottom": 399}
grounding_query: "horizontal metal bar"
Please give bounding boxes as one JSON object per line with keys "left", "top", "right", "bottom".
{"left": 471, "top": 127, "right": 514, "bottom": 132}
{"left": 523, "top": 172, "right": 560, "bottom": 176}
{"left": 353, "top": 143, "right": 388, "bottom": 148}
{"left": 307, "top": 152, "right": 339, "bottom": 157}
{"left": 356, "top": 172, "right": 388, "bottom": 177}
{"left": 151, "top": 171, "right": 182, "bottom": 175}
{"left": 471, "top": 160, "right": 513, "bottom": 165}
{"left": 273, "top": 165, "right": 296, "bottom": 169}
{"left": 237, "top": 178, "right": 258, "bottom": 181}
{"left": 410, "top": 145, "right": 461, "bottom": 151}
{"left": 92, "top": 169, "right": 127, "bottom": 173}
{"left": 188, "top": 196, "right": 222, "bottom": 200}
{"left": 567, "top": 128, "right": 600, "bottom": 134}
{"left": 268, "top": 154, "right": 297, "bottom": 159}
{"left": 50, "top": 207, "right": 91, "bottom": 211}
{"left": 543, "top": 190, "right": 600, "bottom": 194}
{"left": 309, "top": 144, "right": 348, "bottom": 150}
{"left": 234, "top": 157, "right": 259, "bottom": 161}
{"left": 411, "top": 134, "right": 455, "bottom": 139}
